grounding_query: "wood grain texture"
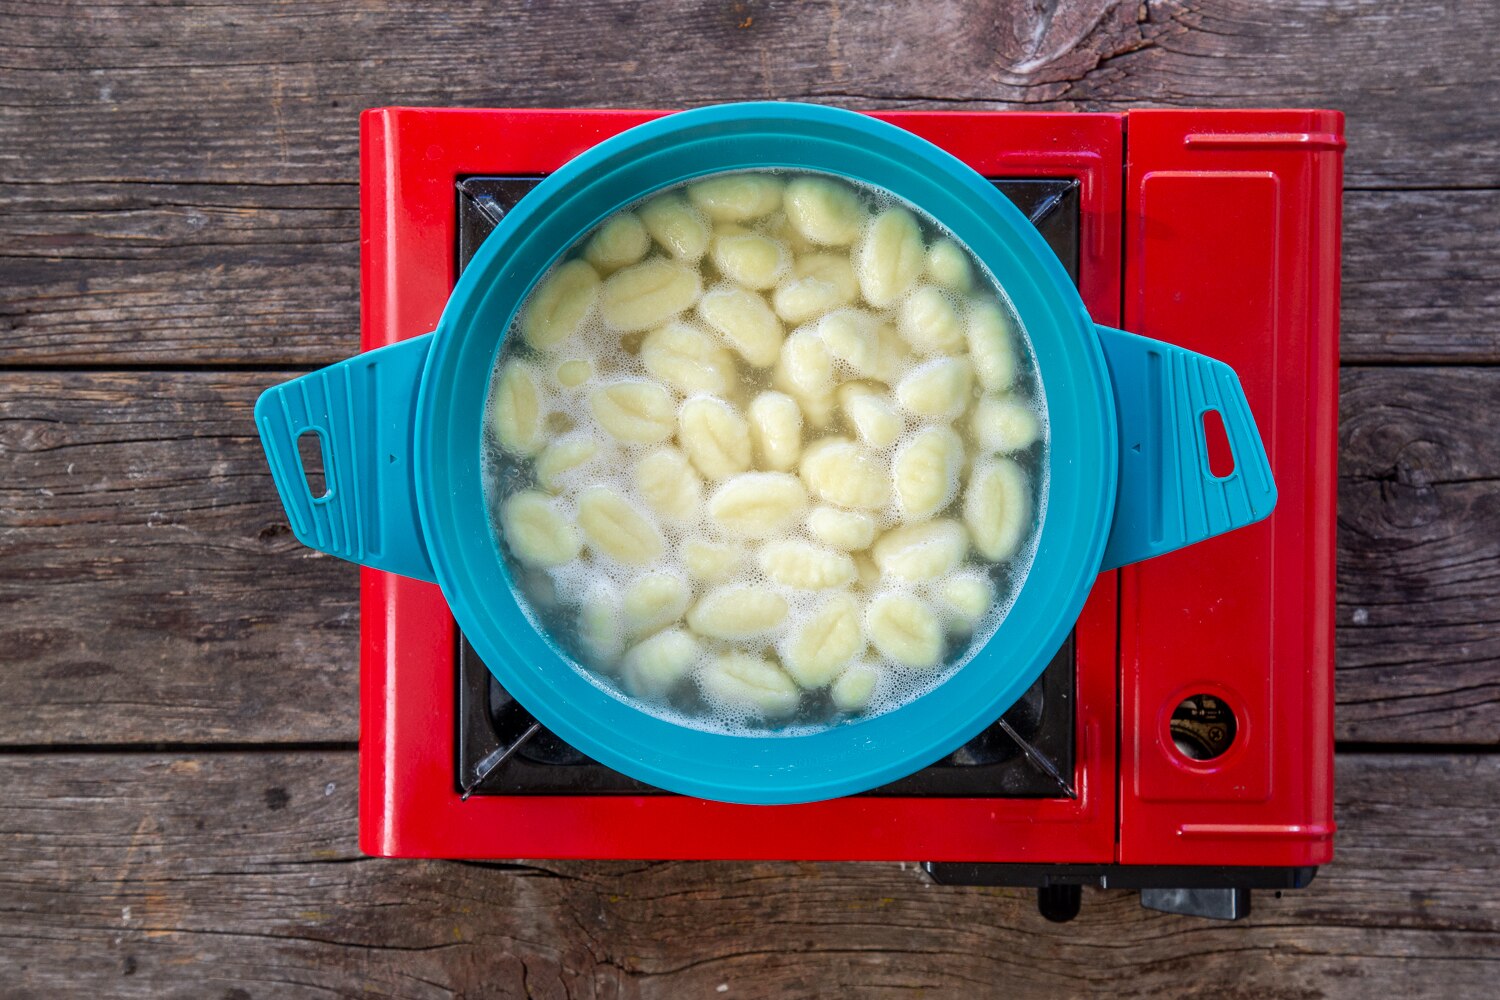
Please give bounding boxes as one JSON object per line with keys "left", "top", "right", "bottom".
{"left": 0, "top": 0, "right": 1495, "bottom": 191}
{"left": 0, "top": 371, "right": 358, "bottom": 745}
{"left": 1337, "top": 367, "right": 1500, "bottom": 743}
{"left": 5, "top": 185, "right": 1499, "bottom": 365}
{"left": 0, "top": 750, "right": 1494, "bottom": 998}
{"left": 1, "top": 368, "right": 1494, "bottom": 745}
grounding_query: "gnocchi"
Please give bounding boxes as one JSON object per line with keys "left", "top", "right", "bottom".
{"left": 622, "top": 628, "right": 701, "bottom": 700}
{"left": 784, "top": 176, "right": 867, "bottom": 246}
{"left": 698, "top": 651, "right": 800, "bottom": 719}
{"left": 892, "top": 425, "right": 963, "bottom": 521}
{"left": 578, "top": 485, "right": 664, "bottom": 565}
{"left": 854, "top": 206, "right": 924, "bottom": 308}
{"left": 520, "top": 259, "right": 600, "bottom": 350}
{"left": 591, "top": 379, "right": 676, "bottom": 444}
{"left": 634, "top": 446, "right": 703, "bottom": 519}
{"left": 688, "top": 583, "right": 789, "bottom": 639}
{"left": 781, "top": 594, "right": 862, "bottom": 687}
{"left": 640, "top": 320, "right": 736, "bottom": 396}
{"left": 492, "top": 360, "right": 545, "bottom": 455}
{"left": 971, "top": 395, "right": 1041, "bottom": 454}
{"left": 697, "top": 285, "right": 785, "bottom": 367}
{"left": 679, "top": 396, "right": 753, "bottom": 481}
{"left": 599, "top": 258, "right": 702, "bottom": 332}
{"left": 895, "top": 356, "right": 974, "bottom": 420}
{"left": 748, "top": 391, "right": 803, "bottom": 472}
{"left": 501, "top": 491, "right": 581, "bottom": 568}
{"left": 757, "top": 539, "right": 856, "bottom": 590}
{"left": 708, "top": 472, "right": 809, "bottom": 538}
{"left": 584, "top": 212, "right": 650, "bottom": 273}
{"left": 872, "top": 519, "right": 970, "bottom": 582}
{"left": 800, "top": 437, "right": 890, "bottom": 511}
{"left": 687, "top": 173, "right": 784, "bottom": 222}
{"left": 866, "top": 592, "right": 943, "bottom": 670}
{"left": 712, "top": 230, "right": 790, "bottom": 290}
{"left": 806, "top": 505, "right": 877, "bottom": 551}
{"left": 638, "top": 193, "right": 710, "bottom": 262}
{"left": 964, "top": 458, "right": 1030, "bottom": 561}
{"left": 485, "top": 169, "right": 1047, "bottom": 734}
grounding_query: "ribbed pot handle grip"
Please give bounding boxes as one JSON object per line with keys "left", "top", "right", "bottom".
{"left": 1096, "top": 325, "right": 1276, "bottom": 571}
{"left": 254, "top": 334, "right": 438, "bottom": 583}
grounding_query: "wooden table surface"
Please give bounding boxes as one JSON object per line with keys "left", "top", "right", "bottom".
{"left": 3, "top": 2, "right": 1497, "bottom": 997}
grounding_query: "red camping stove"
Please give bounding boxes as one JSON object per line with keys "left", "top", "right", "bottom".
{"left": 357, "top": 107, "right": 1342, "bottom": 922}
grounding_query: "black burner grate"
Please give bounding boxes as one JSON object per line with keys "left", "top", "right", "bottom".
{"left": 453, "top": 173, "right": 1082, "bottom": 799}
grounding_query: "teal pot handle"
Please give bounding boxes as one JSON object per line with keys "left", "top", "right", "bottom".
{"left": 1096, "top": 325, "right": 1276, "bottom": 571}
{"left": 254, "top": 334, "right": 437, "bottom": 583}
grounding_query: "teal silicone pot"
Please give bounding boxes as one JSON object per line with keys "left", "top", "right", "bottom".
{"left": 255, "top": 103, "right": 1275, "bottom": 805}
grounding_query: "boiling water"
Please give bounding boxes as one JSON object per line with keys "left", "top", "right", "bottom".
{"left": 481, "top": 169, "right": 1048, "bottom": 735}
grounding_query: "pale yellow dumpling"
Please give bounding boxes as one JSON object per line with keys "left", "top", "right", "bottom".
{"left": 577, "top": 581, "right": 625, "bottom": 663}
{"left": 783, "top": 176, "right": 867, "bottom": 246}
{"left": 697, "top": 651, "right": 800, "bottom": 718}
{"left": 584, "top": 212, "right": 650, "bottom": 273}
{"left": 854, "top": 206, "right": 924, "bottom": 308}
{"left": 836, "top": 382, "right": 904, "bottom": 450}
{"left": 872, "top": 519, "right": 970, "bottom": 582}
{"left": 536, "top": 431, "right": 600, "bottom": 492}
{"left": 926, "top": 238, "right": 974, "bottom": 293}
{"left": 622, "top": 571, "right": 692, "bottom": 638}
{"left": 687, "top": 174, "right": 784, "bottom": 222}
{"left": 964, "top": 458, "right": 1030, "bottom": 561}
{"left": 634, "top": 445, "right": 703, "bottom": 519}
{"left": 707, "top": 472, "right": 809, "bottom": 538}
{"left": 778, "top": 327, "right": 834, "bottom": 397}
{"left": 898, "top": 286, "right": 967, "bottom": 356}
{"left": 491, "top": 360, "right": 545, "bottom": 456}
{"left": 967, "top": 300, "right": 1019, "bottom": 391}
{"left": 638, "top": 193, "right": 710, "bottom": 262}
{"left": 500, "top": 491, "right": 580, "bottom": 568}
{"left": 599, "top": 258, "right": 702, "bottom": 332}
{"left": 757, "top": 540, "right": 856, "bottom": 590}
{"left": 937, "top": 569, "right": 994, "bottom": 634}
{"left": 577, "top": 485, "right": 664, "bottom": 565}
{"left": 680, "top": 537, "right": 745, "bottom": 583}
{"left": 781, "top": 594, "right": 863, "bottom": 687}
{"left": 831, "top": 662, "right": 879, "bottom": 711}
{"left": 640, "top": 320, "right": 736, "bottom": 396}
{"left": 687, "top": 583, "right": 789, "bottom": 639}
{"left": 697, "top": 285, "right": 784, "bottom": 367}
{"left": 622, "top": 628, "right": 700, "bottom": 700}
{"left": 971, "top": 395, "right": 1041, "bottom": 454}
{"left": 806, "top": 505, "right": 877, "bottom": 551}
{"left": 520, "top": 259, "right": 600, "bottom": 350}
{"left": 892, "top": 425, "right": 964, "bottom": 521}
{"left": 679, "top": 396, "right": 753, "bottom": 481}
{"left": 748, "top": 391, "right": 803, "bottom": 472}
{"left": 590, "top": 379, "right": 676, "bottom": 444}
{"left": 895, "top": 356, "right": 974, "bottom": 420}
{"left": 712, "top": 230, "right": 791, "bottom": 290}
{"left": 799, "top": 437, "right": 890, "bottom": 511}
{"left": 866, "top": 592, "right": 943, "bottom": 670}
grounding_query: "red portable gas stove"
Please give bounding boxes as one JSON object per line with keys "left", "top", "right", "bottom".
{"left": 357, "top": 107, "right": 1342, "bottom": 921}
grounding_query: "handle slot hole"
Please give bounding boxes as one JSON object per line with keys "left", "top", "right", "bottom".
{"left": 297, "top": 429, "right": 332, "bottom": 501}
{"left": 1200, "top": 408, "right": 1235, "bottom": 479}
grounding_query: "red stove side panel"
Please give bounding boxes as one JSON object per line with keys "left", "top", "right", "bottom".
{"left": 1118, "top": 110, "right": 1342, "bottom": 867}
{"left": 359, "top": 107, "right": 1123, "bottom": 861}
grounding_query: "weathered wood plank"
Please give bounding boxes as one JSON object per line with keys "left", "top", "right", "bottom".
{"left": 4, "top": 184, "right": 1497, "bottom": 366}
{"left": 0, "top": 182, "right": 358, "bottom": 365}
{"left": 0, "top": 0, "right": 1495, "bottom": 190}
{"left": 0, "top": 371, "right": 358, "bottom": 744}
{"left": 0, "top": 750, "right": 1494, "bottom": 998}
{"left": 1338, "top": 367, "right": 1500, "bottom": 743}
{"left": 2, "top": 368, "right": 1495, "bottom": 745}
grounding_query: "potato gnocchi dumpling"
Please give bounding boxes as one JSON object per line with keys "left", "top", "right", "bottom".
{"left": 501, "top": 491, "right": 581, "bottom": 568}
{"left": 640, "top": 320, "right": 736, "bottom": 396}
{"left": 600, "top": 258, "right": 702, "bottom": 332}
{"left": 578, "top": 485, "right": 664, "bottom": 565}
{"left": 521, "top": 259, "right": 600, "bottom": 350}
{"left": 697, "top": 285, "right": 784, "bottom": 368}
{"left": 679, "top": 396, "right": 753, "bottom": 481}
{"left": 866, "top": 591, "right": 943, "bottom": 670}
{"left": 591, "top": 379, "right": 676, "bottom": 444}
{"left": 688, "top": 583, "right": 789, "bottom": 639}
{"left": 484, "top": 168, "right": 1046, "bottom": 731}
{"left": 638, "top": 193, "right": 710, "bottom": 262}
{"left": 584, "top": 212, "right": 650, "bottom": 273}
{"left": 854, "top": 206, "right": 924, "bottom": 308}
{"left": 748, "top": 391, "right": 803, "bottom": 472}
